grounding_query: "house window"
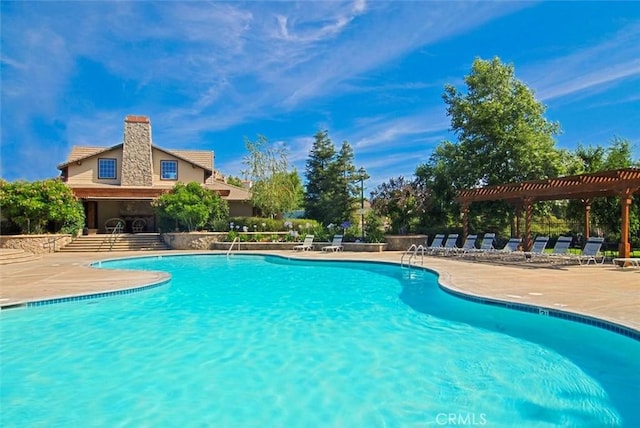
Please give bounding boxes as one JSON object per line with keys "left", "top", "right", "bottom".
{"left": 161, "top": 160, "right": 178, "bottom": 180}
{"left": 98, "top": 158, "right": 117, "bottom": 179}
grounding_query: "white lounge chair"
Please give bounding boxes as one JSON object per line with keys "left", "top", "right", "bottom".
{"left": 567, "top": 237, "right": 606, "bottom": 265}
{"left": 544, "top": 236, "right": 573, "bottom": 263}
{"left": 486, "top": 237, "right": 522, "bottom": 259}
{"left": 293, "top": 234, "right": 315, "bottom": 251}
{"left": 321, "top": 235, "right": 343, "bottom": 252}
{"left": 426, "top": 234, "right": 445, "bottom": 254}
{"left": 433, "top": 234, "right": 459, "bottom": 256}
{"left": 450, "top": 234, "right": 478, "bottom": 256}
{"left": 464, "top": 233, "right": 495, "bottom": 257}
{"left": 512, "top": 236, "right": 549, "bottom": 261}
{"left": 612, "top": 258, "right": 640, "bottom": 268}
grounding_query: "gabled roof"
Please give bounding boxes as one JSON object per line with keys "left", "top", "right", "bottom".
{"left": 206, "top": 179, "right": 251, "bottom": 201}
{"left": 57, "top": 144, "right": 213, "bottom": 174}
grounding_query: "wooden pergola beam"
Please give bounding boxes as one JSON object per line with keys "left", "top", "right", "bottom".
{"left": 455, "top": 168, "right": 640, "bottom": 258}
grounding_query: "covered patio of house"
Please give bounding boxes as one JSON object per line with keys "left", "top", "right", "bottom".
{"left": 73, "top": 186, "right": 232, "bottom": 233}
{"left": 455, "top": 167, "right": 640, "bottom": 259}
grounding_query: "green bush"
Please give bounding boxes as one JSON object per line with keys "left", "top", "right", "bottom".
{"left": 153, "top": 182, "right": 229, "bottom": 232}
{"left": 0, "top": 179, "right": 84, "bottom": 235}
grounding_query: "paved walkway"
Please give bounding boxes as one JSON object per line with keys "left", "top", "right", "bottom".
{"left": 1, "top": 250, "right": 638, "bottom": 332}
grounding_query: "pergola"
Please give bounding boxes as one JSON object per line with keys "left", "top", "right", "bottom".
{"left": 455, "top": 167, "right": 640, "bottom": 258}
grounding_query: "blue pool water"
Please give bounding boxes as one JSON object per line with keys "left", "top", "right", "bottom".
{"left": 1, "top": 254, "right": 639, "bottom": 427}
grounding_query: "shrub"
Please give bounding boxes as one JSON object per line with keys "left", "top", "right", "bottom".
{"left": 0, "top": 179, "right": 84, "bottom": 235}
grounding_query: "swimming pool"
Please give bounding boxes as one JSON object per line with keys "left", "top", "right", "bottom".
{"left": 1, "top": 254, "right": 638, "bottom": 427}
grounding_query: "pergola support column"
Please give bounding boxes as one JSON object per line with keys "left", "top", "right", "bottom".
{"left": 523, "top": 198, "right": 533, "bottom": 251}
{"left": 619, "top": 194, "right": 632, "bottom": 259}
{"left": 461, "top": 202, "right": 469, "bottom": 240}
{"left": 583, "top": 199, "right": 591, "bottom": 239}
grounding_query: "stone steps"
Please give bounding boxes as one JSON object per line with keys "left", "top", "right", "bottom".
{"left": 0, "top": 249, "right": 42, "bottom": 265}
{"left": 59, "top": 234, "right": 171, "bottom": 252}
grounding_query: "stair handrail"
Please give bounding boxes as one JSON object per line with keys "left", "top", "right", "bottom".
{"left": 98, "top": 220, "right": 124, "bottom": 251}
{"left": 226, "top": 237, "right": 240, "bottom": 257}
{"left": 43, "top": 235, "right": 68, "bottom": 253}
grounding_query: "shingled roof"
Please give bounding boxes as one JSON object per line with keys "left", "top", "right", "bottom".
{"left": 57, "top": 144, "right": 214, "bottom": 174}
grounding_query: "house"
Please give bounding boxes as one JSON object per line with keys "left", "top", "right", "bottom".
{"left": 57, "top": 115, "right": 253, "bottom": 233}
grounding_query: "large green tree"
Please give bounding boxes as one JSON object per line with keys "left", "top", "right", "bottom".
{"left": 242, "top": 135, "right": 302, "bottom": 218}
{"left": 565, "top": 137, "right": 639, "bottom": 241}
{"left": 417, "top": 56, "right": 564, "bottom": 231}
{"left": 0, "top": 179, "right": 84, "bottom": 234}
{"left": 304, "top": 131, "right": 359, "bottom": 225}
{"left": 152, "top": 182, "right": 228, "bottom": 232}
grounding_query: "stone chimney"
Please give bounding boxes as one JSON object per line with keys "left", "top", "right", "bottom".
{"left": 121, "top": 115, "right": 153, "bottom": 186}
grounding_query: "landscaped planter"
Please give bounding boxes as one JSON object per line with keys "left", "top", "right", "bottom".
{"left": 341, "top": 242, "right": 387, "bottom": 252}
{"left": 384, "top": 234, "right": 428, "bottom": 251}
{"left": 0, "top": 234, "right": 74, "bottom": 254}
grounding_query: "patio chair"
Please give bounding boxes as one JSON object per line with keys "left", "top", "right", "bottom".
{"left": 104, "top": 217, "right": 125, "bottom": 233}
{"left": 132, "top": 218, "right": 146, "bottom": 233}
{"left": 321, "top": 235, "right": 344, "bottom": 252}
{"left": 293, "top": 234, "right": 315, "bottom": 251}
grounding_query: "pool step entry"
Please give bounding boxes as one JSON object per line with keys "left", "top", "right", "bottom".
{"left": 59, "top": 233, "right": 171, "bottom": 252}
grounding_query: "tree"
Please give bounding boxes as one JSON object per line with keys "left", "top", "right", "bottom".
{"left": 226, "top": 176, "right": 245, "bottom": 188}
{"left": 304, "top": 130, "right": 336, "bottom": 223}
{"left": 0, "top": 179, "right": 84, "bottom": 234}
{"left": 565, "top": 137, "right": 639, "bottom": 240}
{"left": 370, "top": 176, "right": 430, "bottom": 234}
{"left": 416, "top": 56, "right": 564, "bottom": 232}
{"left": 242, "top": 135, "right": 302, "bottom": 218}
{"left": 304, "top": 131, "right": 360, "bottom": 226}
{"left": 152, "top": 182, "right": 229, "bottom": 232}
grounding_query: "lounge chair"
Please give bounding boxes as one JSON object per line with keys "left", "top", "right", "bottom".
{"left": 450, "top": 234, "right": 478, "bottom": 256}
{"left": 293, "top": 234, "right": 315, "bottom": 251}
{"left": 485, "top": 237, "right": 522, "bottom": 259}
{"left": 425, "top": 234, "right": 445, "bottom": 254}
{"left": 463, "top": 233, "right": 495, "bottom": 257}
{"left": 433, "top": 234, "right": 459, "bottom": 256}
{"left": 566, "top": 237, "right": 606, "bottom": 265}
{"left": 612, "top": 258, "right": 640, "bottom": 268}
{"left": 321, "top": 235, "right": 343, "bottom": 252}
{"left": 512, "top": 236, "right": 549, "bottom": 261}
{"left": 543, "top": 236, "right": 573, "bottom": 262}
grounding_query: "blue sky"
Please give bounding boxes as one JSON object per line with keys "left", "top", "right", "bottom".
{"left": 1, "top": 1, "right": 639, "bottom": 190}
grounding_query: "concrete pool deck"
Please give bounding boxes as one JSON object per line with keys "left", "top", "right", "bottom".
{"left": 1, "top": 250, "right": 638, "bottom": 333}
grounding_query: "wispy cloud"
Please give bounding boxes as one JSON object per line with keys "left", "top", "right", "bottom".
{"left": 524, "top": 23, "right": 640, "bottom": 102}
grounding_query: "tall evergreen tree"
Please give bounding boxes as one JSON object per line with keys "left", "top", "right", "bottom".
{"left": 331, "top": 141, "right": 358, "bottom": 224}
{"left": 304, "top": 131, "right": 336, "bottom": 223}
{"left": 304, "top": 132, "right": 359, "bottom": 225}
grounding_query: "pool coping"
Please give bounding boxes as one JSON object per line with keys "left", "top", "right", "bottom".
{"left": 2, "top": 251, "right": 637, "bottom": 342}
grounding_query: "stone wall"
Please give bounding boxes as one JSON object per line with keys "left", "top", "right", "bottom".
{"left": 0, "top": 234, "right": 73, "bottom": 254}
{"left": 384, "top": 235, "right": 428, "bottom": 251}
{"left": 163, "top": 232, "right": 228, "bottom": 250}
{"left": 121, "top": 115, "right": 153, "bottom": 186}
